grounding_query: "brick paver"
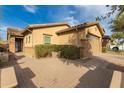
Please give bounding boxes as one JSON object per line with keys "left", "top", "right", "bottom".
{"left": 5, "top": 53, "right": 114, "bottom": 88}
{"left": 14, "top": 54, "right": 89, "bottom": 88}
{"left": 94, "top": 53, "right": 124, "bottom": 65}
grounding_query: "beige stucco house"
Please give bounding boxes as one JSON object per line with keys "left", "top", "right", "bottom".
{"left": 7, "top": 22, "right": 104, "bottom": 58}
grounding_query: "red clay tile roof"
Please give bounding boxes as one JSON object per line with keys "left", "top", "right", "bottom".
{"left": 102, "top": 35, "right": 111, "bottom": 39}
{"left": 7, "top": 28, "right": 24, "bottom": 36}
{"left": 27, "top": 22, "right": 70, "bottom": 29}
{"left": 21, "top": 22, "right": 70, "bottom": 35}
{"left": 56, "top": 22, "right": 105, "bottom": 35}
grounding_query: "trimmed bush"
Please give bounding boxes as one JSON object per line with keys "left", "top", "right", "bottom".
{"left": 60, "top": 45, "right": 80, "bottom": 59}
{"left": 35, "top": 45, "right": 55, "bottom": 58}
{"left": 35, "top": 44, "right": 80, "bottom": 59}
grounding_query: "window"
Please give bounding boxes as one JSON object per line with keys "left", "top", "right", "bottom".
{"left": 29, "top": 36, "right": 30, "bottom": 43}
{"left": 26, "top": 37, "right": 28, "bottom": 43}
{"left": 43, "top": 35, "right": 51, "bottom": 44}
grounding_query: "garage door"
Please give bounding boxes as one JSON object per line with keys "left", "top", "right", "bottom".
{"left": 80, "top": 34, "right": 101, "bottom": 58}
{"left": 88, "top": 34, "right": 101, "bottom": 54}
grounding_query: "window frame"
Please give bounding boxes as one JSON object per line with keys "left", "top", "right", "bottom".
{"left": 26, "top": 37, "right": 28, "bottom": 44}
{"left": 29, "top": 36, "right": 30, "bottom": 43}
{"left": 43, "top": 35, "right": 51, "bottom": 44}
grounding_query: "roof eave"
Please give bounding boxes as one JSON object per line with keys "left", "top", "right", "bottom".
{"left": 96, "top": 23, "right": 105, "bottom": 36}
{"left": 56, "top": 22, "right": 105, "bottom": 36}
{"left": 27, "top": 23, "right": 71, "bottom": 29}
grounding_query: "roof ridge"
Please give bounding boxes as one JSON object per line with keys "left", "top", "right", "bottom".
{"left": 29, "top": 22, "right": 68, "bottom": 26}
{"left": 27, "top": 22, "right": 70, "bottom": 29}
{"left": 7, "top": 27, "right": 24, "bottom": 31}
{"left": 56, "top": 21, "right": 104, "bottom": 35}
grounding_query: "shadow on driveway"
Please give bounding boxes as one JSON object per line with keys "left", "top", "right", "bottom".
{"left": 75, "top": 67, "right": 113, "bottom": 88}
{"left": 59, "top": 55, "right": 124, "bottom": 88}
{"left": 1, "top": 52, "right": 38, "bottom": 88}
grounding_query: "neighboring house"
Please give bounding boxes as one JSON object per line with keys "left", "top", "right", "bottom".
{"left": 0, "top": 40, "right": 8, "bottom": 51}
{"left": 102, "top": 35, "right": 111, "bottom": 48}
{"left": 7, "top": 22, "right": 104, "bottom": 58}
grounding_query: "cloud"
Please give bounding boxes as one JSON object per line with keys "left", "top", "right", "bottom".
{"left": 75, "top": 5, "right": 109, "bottom": 15}
{"left": 69, "top": 10, "right": 76, "bottom": 14}
{"left": 72, "top": 5, "right": 113, "bottom": 35}
{"left": 0, "top": 24, "right": 19, "bottom": 40}
{"left": 64, "top": 16, "right": 79, "bottom": 26}
{"left": 0, "top": 25, "right": 7, "bottom": 31}
{"left": 0, "top": 25, "right": 8, "bottom": 40}
{"left": 23, "top": 5, "right": 38, "bottom": 14}
{"left": 74, "top": 5, "right": 110, "bottom": 21}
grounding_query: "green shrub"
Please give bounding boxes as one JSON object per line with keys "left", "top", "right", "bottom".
{"left": 35, "top": 45, "right": 53, "bottom": 58}
{"left": 35, "top": 44, "right": 80, "bottom": 59}
{"left": 102, "top": 47, "right": 107, "bottom": 53}
{"left": 60, "top": 45, "right": 80, "bottom": 59}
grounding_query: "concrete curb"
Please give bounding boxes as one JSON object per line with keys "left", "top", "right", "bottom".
{"left": 110, "top": 71, "right": 121, "bottom": 88}
{"left": 0, "top": 67, "right": 18, "bottom": 88}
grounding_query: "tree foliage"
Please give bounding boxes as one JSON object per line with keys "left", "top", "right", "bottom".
{"left": 96, "top": 5, "right": 124, "bottom": 21}
{"left": 106, "top": 5, "right": 124, "bottom": 32}
{"left": 109, "top": 5, "right": 124, "bottom": 17}
{"left": 110, "top": 12, "right": 124, "bottom": 32}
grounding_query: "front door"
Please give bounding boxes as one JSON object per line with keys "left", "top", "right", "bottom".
{"left": 15, "top": 38, "right": 23, "bottom": 52}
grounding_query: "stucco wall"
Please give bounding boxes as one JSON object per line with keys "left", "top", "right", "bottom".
{"left": 58, "top": 31, "right": 78, "bottom": 45}
{"left": 58, "top": 25, "right": 102, "bottom": 47}
{"left": 23, "top": 33, "right": 33, "bottom": 47}
{"left": 78, "top": 29, "right": 87, "bottom": 47}
{"left": 23, "top": 47, "right": 35, "bottom": 57}
{"left": 85, "top": 25, "right": 102, "bottom": 53}
{"left": 23, "top": 25, "right": 102, "bottom": 47}
{"left": 58, "top": 30, "right": 86, "bottom": 47}
{"left": 8, "top": 37, "right": 15, "bottom": 53}
{"left": 23, "top": 25, "right": 69, "bottom": 57}
{"left": 22, "top": 24, "right": 103, "bottom": 58}
{"left": 32, "top": 25, "right": 69, "bottom": 46}
{"left": 86, "top": 25, "right": 102, "bottom": 37}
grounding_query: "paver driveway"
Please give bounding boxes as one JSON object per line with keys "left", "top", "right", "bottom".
{"left": 15, "top": 57, "right": 89, "bottom": 88}
{"left": 94, "top": 53, "right": 124, "bottom": 65}
{"left": 3, "top": 53, "right": 114, "bottom": 88}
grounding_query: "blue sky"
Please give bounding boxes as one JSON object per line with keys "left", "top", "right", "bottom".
{"left": 0, "top": 5, "right": 114, "bottom": 40}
